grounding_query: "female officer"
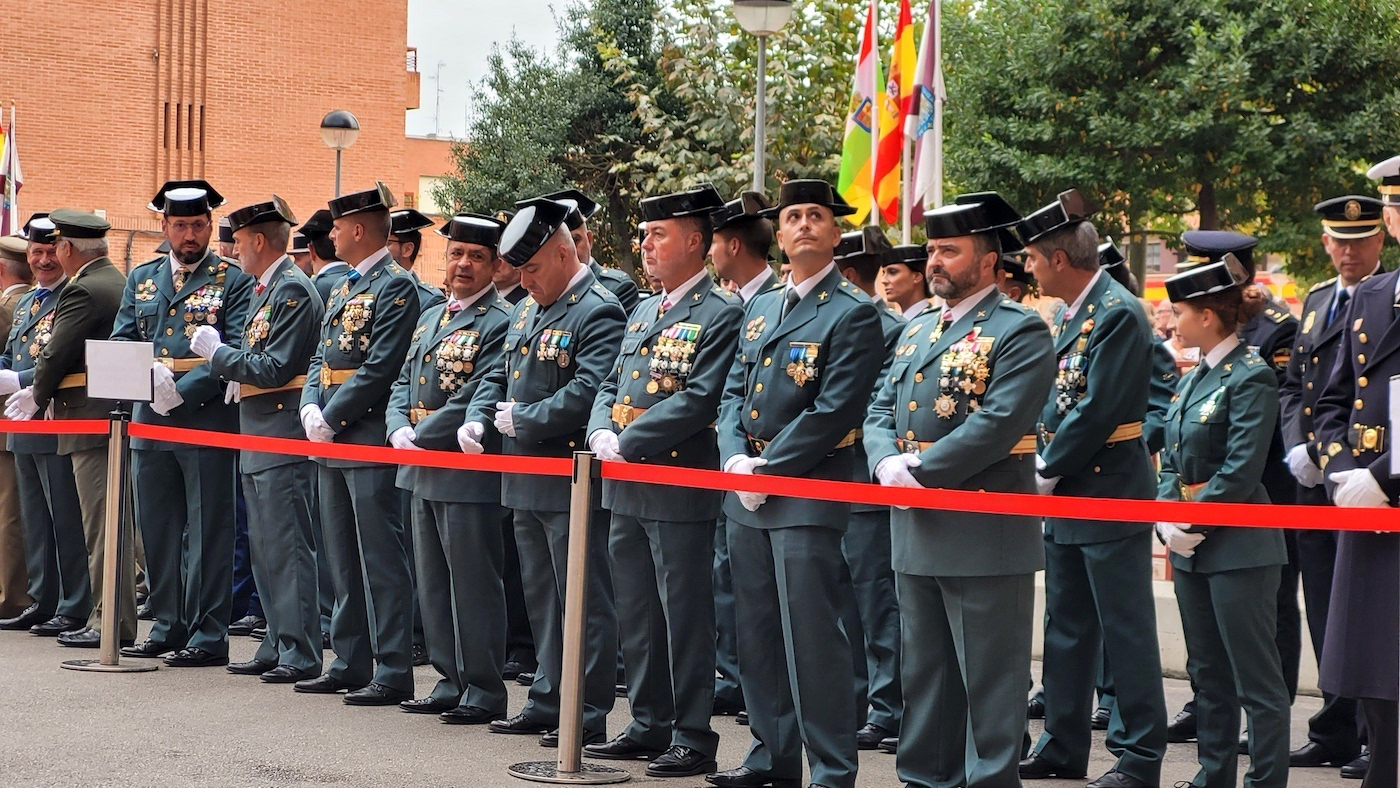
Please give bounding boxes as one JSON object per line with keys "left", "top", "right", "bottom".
{"left": 1156, "top": 255, "right": 1290, "bottom": 788}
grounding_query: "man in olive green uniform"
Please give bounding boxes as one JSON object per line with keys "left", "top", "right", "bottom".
{"left": 111, "top": 181, "right": 252, "bottom": 668}
{"left": 0, "top": 217, "right": 91, "bottom": 636}
{"left": 1099, "top": 240, "right": 1178, "bottom": 455}
{"left": 1016, "top": 191, "right": 1166, "bottom": 788}
{"left": 584, "top": 184, "right": 739, "bottom": 777}
{"left": 388, "top": 208, "right": 447, "bottom": 314}
{"left": 305, "top": 210, "right": 349, "bottom": 305}
{"left": 191, "top": 197, "right": 325, "bottom": 682}
{"left": 17, "top": 211, "right": 135, "bottom": 647}
{"left": 0, "top": 237, "right": 34, "bottom": 623}
{"left": 708, "top": 180, "right": 885, "bottom": 788}
{"left": 460, "top": 198, "right": 624, "bottom": 745}
{"left": 866, "top": 192, "right": 1055, "bottom": 788}
{"left": 296, "top": 183, "right": 420, "bottom": 706}
{"left": 832, "top": 226, "right": 905, "bottom": 750}
{"left": 387, "top": 213, "right": 512, "bottom": 723}
{"left": 537, "top": 189, "right": 641, "bottom": 314}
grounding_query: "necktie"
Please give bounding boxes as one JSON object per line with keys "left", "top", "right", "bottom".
{"left": 932, "top": 311, "right": 953, "bottom": 341}
{"left": 1329, "top": 289, "right": 1350, "bottom": 327}
{"left": 1179, "top": 360, "right": 1209, "bottom": 405}
{"left": 659, "top": 297, "right": 672, "bottom": 318}
{"left": 782, "top": 288, "right": 800, "bottom": 319}
{"left": 172, "top": 267, "right": 189, "bottom": 292}
{"left": 448, "top": 300, "right": 463, "bottom": 313}
{"left": 33, "top": 288, "right": 50, "bottom": 304}
{"left": 254, "top": 283, "right": 266, "bottom": 296}
{"left": 347, "top": 270, "right": 362, "bottom": 284}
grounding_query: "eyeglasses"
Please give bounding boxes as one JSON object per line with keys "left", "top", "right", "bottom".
{"left": 169, "top": 220, "right": 210, "bottom": 234}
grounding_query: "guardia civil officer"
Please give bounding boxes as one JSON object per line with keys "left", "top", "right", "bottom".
{"left": 536, "top": 188, "right": 641, "bottom": 313}
{"left": 388, "top": 208, "right": 447, "bottom": 311}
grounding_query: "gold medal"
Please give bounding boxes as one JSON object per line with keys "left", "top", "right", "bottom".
{"left": 461, "top": 362, "right": 473, "bottom": 376}
{"left": 646, "top": 380, "right": 659, "bottom": 394}
{"left": 453, "top": 361, "right": 463, "bottom": 373}
{"left": 934, "top": 395, "right": 957, "bottom": 418}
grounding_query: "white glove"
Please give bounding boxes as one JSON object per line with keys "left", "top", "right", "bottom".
{"left": 1330, "top": 469, "right": 1391, "bottom": 508}
{"left": 0, "top": 370, "right": 20, "bottom": 397}
{"left": 588, "top": 429, "right": 623, "bottom": 462}
{"left": 493, "top": 401, "right": 516, "bottom": 438}
{"left": 4, "top": 387, "right": 38, "bottom": 421}
{"left": 223, "top": 382, "right": 241, "bottom": 404}
{"left": 389, "top": 426, "right": 421, "bottom": 451}
{"left": 1284, "top": 444, "right": 1322, "bottom": 488}
{"left": 151, "top": 360, "right": 176, "bottom": 397}
{"left": 1156, "top": 522, "right": 1206, "bottom": 557}
{"left": 299, "top": 404, "right": 335, "bottom": 443}
{"left": 875, "top": 453, "right": 925, "bottom": 510}
{"left": 151, "top": 386, "right": 184, "bottom": 416}
{"left": 1033, "top": 454, "right": 1061, "bottom": 495}
{"left": 457, "top": 421, "right": 486, "bottom": 455}
{"left": 726, "top": 456, "right": 769, "bottom": 512}
{"left": 190, "top": 325, "right": 224, "bottom": 361}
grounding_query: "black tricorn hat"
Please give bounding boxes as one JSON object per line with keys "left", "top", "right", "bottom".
{"left": 710, "top": 191, "right": 773, "bottom": 232}
{"left": 835, "top": 225, "right": 895, "bottom": 263}
{"left": 301, "top": 209, "right": 334, "bottom": 237}
{"left": 1015, "top": 189, "right": 1099, "bottom": 246}
{"left": 227, "top": 196, "right": 298, "bottom": 234}
{"left": 328, "top": 182, "right": 397, "bottom": 219}
{"left": 1165, "top": 254, "right": 1248, "bottom": 302}
{"left": 884, "top": 244, "right": 927, "bottom": 270}
{"left": 923, "top": 191, "right": 1024, "bottom": 252}
{"left": 149, "top": 180, "right": 226, "bottom": 216}
{"left": 499, "top": 200, "right": 572, "bottom": 268}
{"left": 762, "top": 179, "right": 857, "bottom": 218}
{"left": 390, "top": 209, "right": 436, "bottom": 237}
{"left": 22, "top": 213, "right": 57, "bottom": 245}
{"left": 437, "top": 213, "right": 506, "bottom": 248}
{"left": 640, "top": 183, "right": 725, "bottom": 223}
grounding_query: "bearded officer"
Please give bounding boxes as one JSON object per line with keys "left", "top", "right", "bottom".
{"left": 387, "top": 213, "right": 513, "bottom": 724}
{"left": 113, "top": 180, "right": 254, "bottom": 668}
{"left": 459, "top": 197, "right": 624, "bottom": 746}
{"left": 583, "top": 184, "right": 738, "bottom": 777}
{"left": 191, "top": 197, "right": 325, "bottom": 683}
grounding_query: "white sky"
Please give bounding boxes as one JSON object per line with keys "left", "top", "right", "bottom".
{"left": 406, "top": 0, "right": 572, "bottom": 138}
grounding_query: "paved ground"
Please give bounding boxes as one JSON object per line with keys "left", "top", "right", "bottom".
{"left": 0, "top": 626, "right": 1351, "bottom": 787}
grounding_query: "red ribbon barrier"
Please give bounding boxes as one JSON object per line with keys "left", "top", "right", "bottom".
{"left": 1, "top": 419, "right": 1397, "bottom": 531}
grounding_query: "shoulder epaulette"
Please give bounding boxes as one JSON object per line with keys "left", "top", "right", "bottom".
{"left": 1308, "top": 277, "right": 1337, "bottom": 295}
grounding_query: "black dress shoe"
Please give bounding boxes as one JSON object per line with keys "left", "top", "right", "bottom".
{"left": 250, "top": 626, "right": 267, "bottom": 641}
{"left": 1341, "top": 751, "right": 1370, "bottom": 780}
{"left": 704, "top": 766, "right": 801, "bottom": 788}
{"left": 1290, "top": 741, "right": 1354, "bottom": 767}
{"left": 0, "top": 604, "right": 49, "bottom": 630}
{"left": 412, "top": 643, "right": 429, "bottom": 667}
{"left": 344, "top": 682, "right": 413, "bottom": 706}
{"left": 515, "top": 671, "right": 535, "bottom": 687}
{"left": 60, "top": 627, "right": 122, "bottom": 648}
{"left": 440, "top": 705, "right": 505, "bottom": 725}
{"left": 121, "top": 639, "right": 174, "bottom": 658}
{"left": 877, "top": 736, "right": 898, "bottom": 754}
{"left": 136, "top": 602, "right": 155, "bottom": 621}
{"left": 1086, "top": 769, "right": 1153, "bottom": 788}
{"left": 164, "top": 647, "right": 229, "bottom": 667}
{"left": 540, "top": 729, "right": 606, "bottom": 748}
{"left": 30, "top": 615, "right": 85, "bottom": 636}
{"left": 260, "top": 665, "right": 315, "bottom": 684}
{"left": 502, "top": 659, "right": 527, "bottom": 680}
{"left": 712, "top": 697, "right": 745, "bottom": 716}
{"left": 227, "top": 615, "right": 265, "bottom": 637}
{"left": 1165, "top": 708, "right": 1196, "bottom": 743}
{"left": 488, "top": 712, "right": 551, "bottom": 735}
{"left": 736, "top": 710, "right": 749, "bottom": 726}
{"left": 1019, "top": 754, "right": 1087, "bottom": 780}
{"left": 647, "top": 745, "right": 718, "bottom": 778}
{"left": 583, "top": 734, "right": 666, "bottom": 760}
{"left": 1027, "top": 696, "right": 1045, "bottom": 719}
{"left": 294, "top": 673, "right": 365, "bottom": 694}
{"left": 1090, "top": 707, "right": 1111, "bottom": 730}
{"left": 227, "top": 659, "right": 276, "bottom": 675}
{"left": 321, "top": 632, "right": 330, "bottom": 649}
{"left": 856, "top": 723, "right": 893, "bottom": 750}
{"left": 400, "top": 697, "right": 457, "bottom": 714}
{"left": 615, "top": 682, "right": 628, "bottom": 697}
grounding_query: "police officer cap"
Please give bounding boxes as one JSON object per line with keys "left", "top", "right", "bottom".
{"left": 710, "top": 191, "right": 773, "bottom": 232}
{"left": 499, "top": 200, "right": 571, "bottom": 268}
{"left": 48, "top": 209, "right": 111, "bottom": 239}
{"left": 328, "top": 182, "right": 397, "bottom": 219}
{"left": 390, "top": 209, "right": 435, "bottom": 237}
{"left": 436, "top": 213, "right": 506, "bottom": 248}
{"left": 301, "top": 209, "right": 335, "bottom": 237}
{"left": 923, "top": 191, "right": 1024, "bottom": 252}
{"left": 1314, "top": 195, "right": 1384, "bottom": 240}
{"left": 762, "top": 179, "right": 857, "bottom": 219}
{"left": 227, "top": 196, "right": 299, "bottom": 234}
{"left": 0, "top": 237, "right": 26, "bottom": 263}
{"left": 640, "top": 183, "right": 725, "bottom": 223}
{"left": 1165, "top": 254, "right": 1248, "bottom": 302}
{"left": 1367, "top": 154, "right": 1400, "bottom": 207}
{"left": 149, "top": 180, "right": 226, "bottom": 216}
{"left": 1180, "top": 230, "right": 1256, "bottom": 278}
{"left": 22, "top": 213, "right": 57, "bottom": 245}
{"left": 1016, "top": 189, "right": 1099, "bottom": 246}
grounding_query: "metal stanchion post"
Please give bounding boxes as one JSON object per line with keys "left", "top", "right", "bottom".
{"left": 508, "top": 452, "right": 628, "bottom": 784}
{"left": 62, "top": 411, "right": 155, "bottom": 673}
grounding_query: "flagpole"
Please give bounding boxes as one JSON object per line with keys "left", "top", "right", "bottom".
{"left": 932, "top": 1, "right": 944, "bottom": 208}
{"left": 901, "top": 138, "right": 911, "bottom": 243}
{"left": 868, "top": 0, "right": 880, "bottom": 228}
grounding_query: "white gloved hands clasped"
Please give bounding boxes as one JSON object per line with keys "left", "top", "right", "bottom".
{"left": 1156, "top": 522, "right": 1206, "bottom": 557}
{"left": 1035, "top": 454, "right": 1061, "bottom": 495}
{"left": 1285, "top": 443, "right": 1323, "bottom": 488}
{"left": 1329, "top": 469, "right": 1391, "bottom": 509}
{"left": 190, "top": 325, "right": 224, "bottom": 361}
{"left": 875, "top": 453, "right": 924, "bottom": 510}
{"left": 389, "top": 426, "right": 422, "bottom": 451}
{"left": 457, "top": 421, "right": 486, "bottom": 455}
{"left": 299, "top": 404, "right": 335, "bottom": 443}
{"left": 588, "top": 429, "right": 624, "bottom": 462}
{"left": 725, "top": 455, "right": 769, "bottom": 511}
{"left": 150, "top": 361, "right": 183, "bottom": 416}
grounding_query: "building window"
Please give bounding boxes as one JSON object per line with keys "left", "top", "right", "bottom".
{"left": 1146, "top": 241, "right": 1162, "bottom": 273}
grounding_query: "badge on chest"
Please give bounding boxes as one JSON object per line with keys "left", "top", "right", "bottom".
{"left": 787, "top": 342, "right": 820, "bottom": 387}
{"left": 536, "top": 329, "right": 572, "bottom": 367}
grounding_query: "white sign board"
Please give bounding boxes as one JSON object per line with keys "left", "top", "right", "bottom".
{"left": 85, "top": 340, "right": 154, "bottom": 403}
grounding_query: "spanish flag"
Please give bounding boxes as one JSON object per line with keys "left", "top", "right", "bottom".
{"left": 874, "top": 0, "right": 915, "bottom": 226}
{"left": 837, "top": 0, "right": 880, "bottom": 226}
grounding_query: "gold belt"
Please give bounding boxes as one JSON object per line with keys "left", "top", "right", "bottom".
{"left": 156, "top": 357, "right": 206, "bottom": 373}
{"left": 1042, "top": 421, "right": 1143, "bottom": 446}
{"left": 611, "top": 403, "right": 646, "bottom": 428}
{"left": 748, "top": 429, "right": 860, "bottom": 456}
{"left": 57, "top": 373, "right": 86, "bottom": 390}
{"left": 242, "top": 375, "right": 308, "bottom": 398}
{"left": 319, "top": 367, "right": 358, "bottom": 387}
{"left": 1179, "top": 481, "right": 1207, "bottom": 502}
{"left": 1349, "top": 424, "right": 1386, "bottom": 453}
{"left": 898, "top": 434, "right": 1037, "bottom": 456}
{"left": 408, "top": 407, "right": 436, "bottom": 426}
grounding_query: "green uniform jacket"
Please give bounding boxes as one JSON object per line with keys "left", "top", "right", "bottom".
{"left": 4, "top": 282, "right": 64, "bottom": 453}
{"left": 300, "top": 251, "right": 421, "bottom": 467}
{"left": 717, "top": 266, "right": 884, "bottom": 531}
{"left": 865, "top": 287, "right": 1055, "bottom": 577}
{"left": 587, "top": 276, "right": 743, "bottom": 522}
{"left": 32, "top": 258, "right": 126, "bottom": 455}
{"left": 851, "top": 300, "right": 906, "bottom": 514}
{"left": 467, "top": 272, "right": 626, "bottom": 512}
{"left": 409, "top": 270, "right": 447, "bottom": 313}
{"left": 386, "top": 291, "right": 512, "bottom": 503}
{"left": 110, "top": 250, "right": 254, "bottom": 450}
{"left": 1040, "top": 275, "right": 1156, "bottom": 544}
{"left": 312, "top": 263, "right": 349, "bottom": 305}
{"left": 591, "top": 259, "right": 641, "bottom": 315}
{"left": 1157, "top": 342, "right": 1286, "bottom": 574}
{"left": 1144, "top": 337, "right": 1179, "bottom": 455}
{"left": 207, "top": 258, "right": 325, "bottom": 474}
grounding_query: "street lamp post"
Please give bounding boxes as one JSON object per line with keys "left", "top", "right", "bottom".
{"left": 733, "top": 1, "right": 793, "bottom": 192}
{"left": 320, "top": 110, "right": 361, "bottom": 198}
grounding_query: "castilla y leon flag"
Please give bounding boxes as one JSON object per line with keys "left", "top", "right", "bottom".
{"left": 837, "top": 0, "right": 880, "bottom": 226}
{"left": 875, "top": 0, "right": 914, "bottom": 226}
{"left": 0, "top": 107, "right": 21, "bottom": 237}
